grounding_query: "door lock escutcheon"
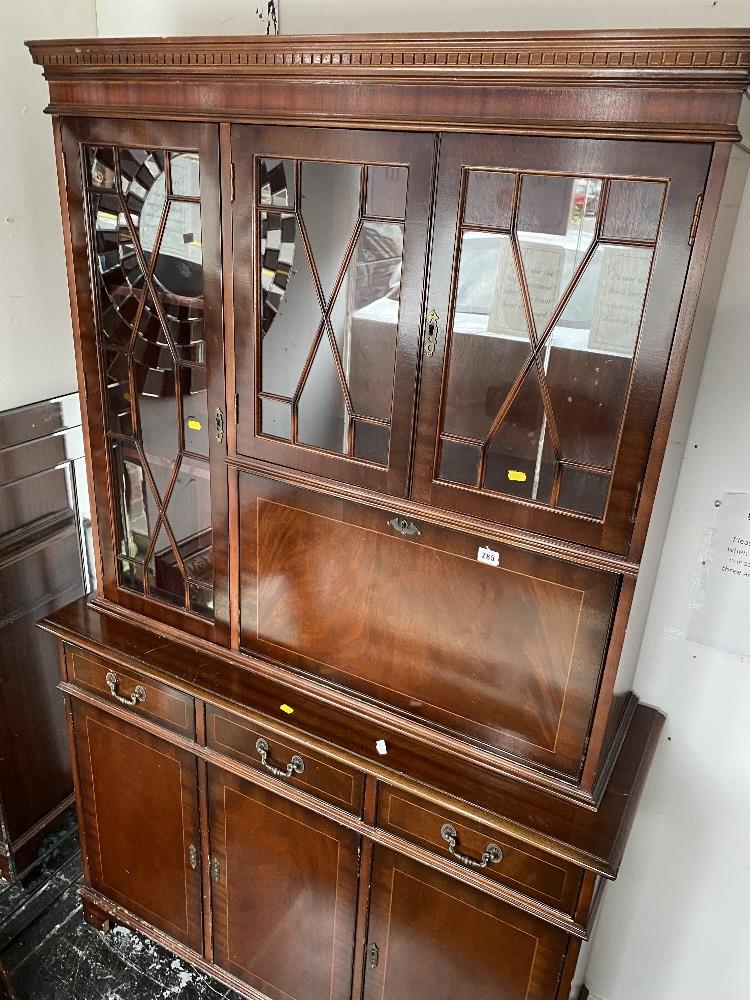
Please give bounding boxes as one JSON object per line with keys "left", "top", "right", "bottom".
{"left": 425, "top": 309, "right": 439, "bottom": 357}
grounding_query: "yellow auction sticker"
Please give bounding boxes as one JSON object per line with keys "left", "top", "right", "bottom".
{"left": 507, "top": 469, "right": 527, "bottom": 482}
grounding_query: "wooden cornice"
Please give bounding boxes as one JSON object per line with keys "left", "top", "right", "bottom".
{"left": 26, "top": 29, "right": 750, "bottom": 86}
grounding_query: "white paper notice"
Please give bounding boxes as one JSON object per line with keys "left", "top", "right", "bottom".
{"left": 688, "top": 492, "right": 750, "bottom": 657}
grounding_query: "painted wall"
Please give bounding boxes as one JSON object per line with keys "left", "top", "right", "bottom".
{"left": 95, "top": 1, "right": 277, "bottom": 36}
{"left": 0, "top": 2, "right": 97, "bottom": 412}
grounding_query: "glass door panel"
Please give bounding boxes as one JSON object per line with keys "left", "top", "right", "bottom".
{"left": 413, "top": 134, "right": 711, "bottom": 555}
{"left": 62, "top": 119, "right": 226, "bottom": 640}
{"left": 233, "top": 126, "right": 434, "bottom": 496}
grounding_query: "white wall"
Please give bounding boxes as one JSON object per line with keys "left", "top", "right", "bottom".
{"left": 95, "top": 1, "right": 276, "bottom": 36}
{"left": 280, "top": 0, "right": 749, "bottom": 33}
{"left": 0, "top": 2, "right": 97, "bottom": 412}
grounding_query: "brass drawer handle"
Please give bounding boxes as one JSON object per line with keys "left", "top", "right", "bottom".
{"left": 255, "top": 738, "right": 305, "bottom": 779}
{"left": 440, "top": 824, "right": 503, "bottom": 870}
{"left": 105, "top": 670, "right": 147, "bottom": 707}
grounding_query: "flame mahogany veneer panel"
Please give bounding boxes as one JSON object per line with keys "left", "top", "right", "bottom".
{"left": 239, "top": 473, "right": 618, "bottom": 779}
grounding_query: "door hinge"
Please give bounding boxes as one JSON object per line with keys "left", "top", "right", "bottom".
{"left": 366, "top": 943, "right": 380, "bottom": 969}
{"left": 60, "top": 148, "right": 68, "bottom": 191}
{"left": 688, "top": 194, "right": 704, "bottom": 246}
{"left": 630, "top": 481, "right": 643, "bottom": 524}
{"left": 234, "top": 392, "right": 240, "bottom": 424}
{"left": 188, "top": 844, "right": 199, "bottom": 871}
{"left": 210, "top": 857, "right": 221, "bottom": 883}
{"left": 230, "top": 162, "right": 235, "bottom": 203}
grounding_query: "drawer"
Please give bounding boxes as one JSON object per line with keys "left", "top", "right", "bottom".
{"left": 206, "top": 706, "right": 364, "bottom": 815}
{"left": 377, "top": 785, "right": 584, "bottom": 916}
{"left": 67, "top": 648, "right": 195, "bottom": 739}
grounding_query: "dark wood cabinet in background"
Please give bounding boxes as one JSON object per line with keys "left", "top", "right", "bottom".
{"left": 28, "top": 27, "right": 750, "bottom": 1000}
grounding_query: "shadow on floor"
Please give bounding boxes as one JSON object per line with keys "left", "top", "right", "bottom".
{"left": 0, "top": 814, "right": 242, "bottom": 999}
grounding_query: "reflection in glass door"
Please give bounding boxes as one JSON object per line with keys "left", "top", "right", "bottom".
{"left": 257, "top": 157, "right": 409, "bottom": 467}
{"left": 87, "top": 143, "right": 215, "bottom": 617}
{"left": 439, "top": 168, "right": 664, "bottom": 519}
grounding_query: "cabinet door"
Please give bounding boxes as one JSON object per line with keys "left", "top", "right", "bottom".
{"left": 61, "top": 118, "right": 228, "bottom": 642}
{"left": 71, "top": 701, "right": 203, "bottom": 952}
{"left": 363, "top": 847, "right": 569, "bottom": 1000}
{"left": 412, "top": 135, "right": 711, "bottom": 555}
{"left": 232, "top": 125, "right": 434, "bottom": 495}
{"left": 208, "top": 765, "right": 359, "bottom": 1000}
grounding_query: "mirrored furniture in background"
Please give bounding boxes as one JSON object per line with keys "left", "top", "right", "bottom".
{"left": 0, "top": 393, "right": 92, "bottom": 880}
{"left": 27, "top": 30, "right": 750, "bottom": 1000}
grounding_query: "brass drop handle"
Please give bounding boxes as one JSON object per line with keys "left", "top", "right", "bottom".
{"left": 425, "top": 308, "right": 439, "bottom": 357}
{"left": 105, "top": 670, "right": 146, "bottom": 707}
{"left": 255, "top": 738, "right": 305, "bottom": 779}
{"left": 440, "top": 824, "right": 503, "bottom": 870}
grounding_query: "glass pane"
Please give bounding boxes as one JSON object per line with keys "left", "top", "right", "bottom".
{"left": 181, "top": 366, "right": 209, "bottom": 456}
{"left": 259, "top": 158, "right": 295, "bottom": 208}
{"left": 464, "top": 170, "right": 515, "bottom": 230}
{"left": 546, "top": 243, "right": 653, "bottom": 468}
{"left": 602, "top": 180, "right": 665, "bottom": 243}
{"left": 92, "top": 190, "right": 144, "bottom": 346}
{"left": 297, "top": 336, "right": 348, "bottom": 453}
{"left": 189, "top": 582, "right": 214, "bottom": 617}
{"left": 353, "top": 421, "right": 389, "bottom": 465}
{"left": 148, "top": 521, "right": 185, "bottom": 608}
{"left": 558, "top": 467, "right": 610, "bottom": 519}
{"left": 485, "top": 373, "right": 552, "bottom": 503}
{"left": 443, "top": 233, "right": 530, "bottom": 441}
{"left": 118, "top": 557, "right": 144, "bottom": 592}
{"left": 300, "top": 160, "right": 362, "bottom": 297}
{"left": 86, "top": 146, "right": 116, "bottom": 190}
{"left": 330, "top": 220, "right": 404, "bottom": 422}
{"left": 103, "top": 349, "right": 132, "bottom": 436}
{"left": 165, "top": 458, "right": 213, "bottom": 585}
{"left": 517, "top": 174, "right": 602, "bottom": 334}
{"left": 132, "top": 346, "right": 179, "bottom": 501}
{"left": 260, "top": 211, "right": 321, "bottom": 398}
{"left": 366, "top": 166, "right": 408, "bottom": 220}
{"left": 438, "top": 439, "right": 480, "bottom": 488}
{"left": 110, "top": 441, "right": 156, "bottom": 561}
{"left": 119, "top": 148, "right": 165, "bottom": 205}
{"left": 261, "top": 398, "right": 291, "bottom": 440}
{"left": 169, "top": 152, "right": 200, "bottom": 198}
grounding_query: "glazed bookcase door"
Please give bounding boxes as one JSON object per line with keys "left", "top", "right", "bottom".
{"left": 207, "top": 765, "right": 359, "bottom": 1000}
{"left": 60, "top": 118, "right": 228, "bottom": 643}
{"left": 412, "top": 135, "right": 712, "bottom": 555}
{"left": 362, "top": 847, "right": 570, "bottom": 1000}
{"left": 232, "top": 125, "right": 434, "bottom": 495}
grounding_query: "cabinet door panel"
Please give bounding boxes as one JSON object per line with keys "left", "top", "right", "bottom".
{"left": 208, "top": 765, "right": 359, "bottom": 1000}
{"left": 239, "top": 471, "right": 618, "bottom": 780}
{"left": 363, "top": 847, "right": 569, "bottom": 1000}
{"left": 71, "top": 701, "right": 203, "bottom": 952}
{"left": 413, "top": 135, "right": 711, "bottom": 555}
{"left": 232, "top": 125, "right": 434, "bottom": 496}
{"left": 61, "top": 117, "right": 228, "bottom": 642}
